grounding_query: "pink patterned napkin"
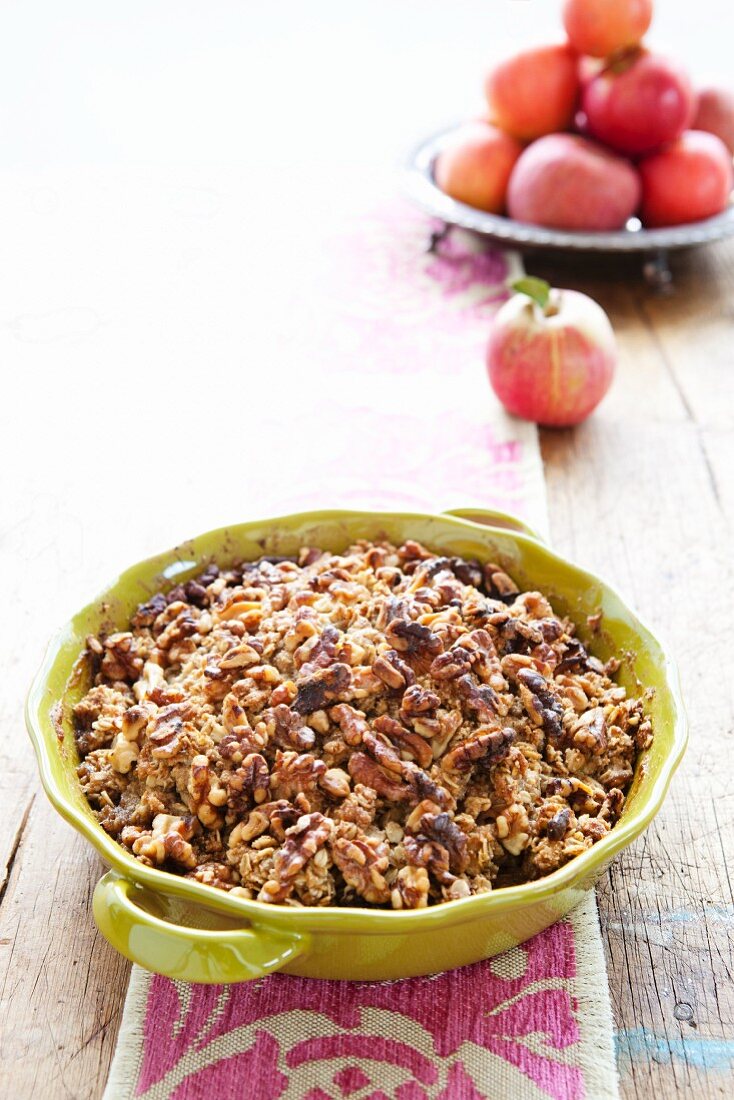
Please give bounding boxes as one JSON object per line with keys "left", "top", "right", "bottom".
{"left": 102, "top": 205, "right": 618, "bottom": 1100}
{"left": 108, "top": 894, "right": 616, "bottom": 1100}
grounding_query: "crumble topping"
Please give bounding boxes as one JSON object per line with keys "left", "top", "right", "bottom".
{"left": 73, "top": 540, "right": 651, "bottom": 908}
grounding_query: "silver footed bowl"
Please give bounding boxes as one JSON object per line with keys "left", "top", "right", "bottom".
{"left": 404, "top": 125, "right": 734, "bottom": 256}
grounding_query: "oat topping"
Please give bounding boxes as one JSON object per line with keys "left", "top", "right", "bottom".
{"left": 73, "top": 540, "right": 652, "bottom": 908}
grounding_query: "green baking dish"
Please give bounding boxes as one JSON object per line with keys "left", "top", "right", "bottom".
{"left": 25, "top": 508, "right": 686, "bottom": 983}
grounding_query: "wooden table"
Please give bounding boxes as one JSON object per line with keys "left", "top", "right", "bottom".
{"left": 535, "top": 246, "right": 734, "bottom": 1097}
{"left": 2, "top": 3, "right": 733, "bottom": 1096}
{"left": 2, "top": 238, "right": 732, "bottom": 1099}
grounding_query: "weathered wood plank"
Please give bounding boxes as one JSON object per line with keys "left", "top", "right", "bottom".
{"left": 535, "top": 243, "right": 734, "bottom": 1099}
{"left": 3, "top": 252, "right": 732, "bottom": 1100}
{"left": 0, "top": 508, "right": 131, "bottom": 1096}
{"left": 0, "top": 15, "right": 731, "bottom": 1087}
{"left": 0, "top": 796, "right": 130, "bottom": 1100}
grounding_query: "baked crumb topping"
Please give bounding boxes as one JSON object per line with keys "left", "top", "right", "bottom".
{"left": 73, "top": 540, "right": 651, "bottom": 908}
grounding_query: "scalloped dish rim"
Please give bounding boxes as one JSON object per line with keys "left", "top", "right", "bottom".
{"left": 25, "top": 508, "right": 687, "bottom": 934}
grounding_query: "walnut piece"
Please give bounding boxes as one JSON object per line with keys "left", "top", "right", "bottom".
{"left": 331, "top": 825, "right": 390, "bottom": 904}
{"left": 293, "top": 663, "right": 351, "bottom": 714}
{"left": 123, "top": 813, "right": 198, "bottom": 869}
{"left": 258, "top": 812, "right": 332, "bottom": 903}
{"left": 391, "top": 865, "right": 430, "bottom": 909}
{"left": 74, "top": 539, "right": 650, "bottom": 907}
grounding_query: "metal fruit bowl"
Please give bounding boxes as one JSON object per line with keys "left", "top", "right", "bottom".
{"left": 404, "top": 126, "right": 734, "bottom": 285}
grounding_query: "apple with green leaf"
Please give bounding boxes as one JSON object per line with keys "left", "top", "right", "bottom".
{"left": 487, "top": 278, "right": 617, "bottom": 428}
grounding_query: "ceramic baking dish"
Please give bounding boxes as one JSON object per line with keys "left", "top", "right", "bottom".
{"left": 26, "top": 508, "right": 686, "bottom": 983}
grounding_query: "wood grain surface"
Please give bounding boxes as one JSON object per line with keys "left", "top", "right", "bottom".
{"left": 2, "top": 241, "right": 732, "bottom": 1098}
{"left": 2, "top": 2, "right": 733, "bottom": 1097}
{"left": 534, "top": 246, "right": 734, "bottom": 1098}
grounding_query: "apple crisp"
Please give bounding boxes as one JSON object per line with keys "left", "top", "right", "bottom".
{"left": 74, "top": 540, "right": 651, "bottom": 908}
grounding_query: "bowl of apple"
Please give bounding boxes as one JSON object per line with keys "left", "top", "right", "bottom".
{"left": 404, "top": 0, "right": 734, "bottom": 280}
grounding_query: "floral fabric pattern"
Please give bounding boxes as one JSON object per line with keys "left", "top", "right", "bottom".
{"left": 102, "top": 206, "right": 617, "bottom": 1100}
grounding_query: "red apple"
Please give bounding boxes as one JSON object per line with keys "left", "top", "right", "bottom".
{"left": 639, "top": 131, "right": 733, "bottom": 227}
{"left": 507, "top": 133, "right": 641, "bottom": 230}
{"left": 563, "top": 0, "right": 653, "bottom": 59}
{"left": 487, "top": 278, "right": 616, "bottom": 427}
{"left": 485, "top": 44, "right": 579, "bottom": 142}
{"left": 582, "top": 50, "right": 694, "bottom": 156}
{"left": 434, "top": 122, "right": 523, "bottom": 213}
{"left": 693, "top": 86, "right": 734, "bottom": 155}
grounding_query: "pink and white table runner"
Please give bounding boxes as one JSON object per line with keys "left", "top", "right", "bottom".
{"left": 93, "top": 191, "right": 619, "bottom": 1100}
{"left": 109, "top": 894, "right": 616, "bottom": 1100}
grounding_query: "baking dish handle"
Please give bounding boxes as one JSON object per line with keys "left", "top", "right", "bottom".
{"left": 93, "top": 872, "right": 310, "bottom": 983}
{"left": 443, "top": 507, "right": 545, "bottom": 543}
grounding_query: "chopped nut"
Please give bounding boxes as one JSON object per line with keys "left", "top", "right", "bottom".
{"left": 385, "top": 618, "right": 441, "bottom": 656}
{"left": 556, "top": 639, "right": 591, "bottom": 673}
{"left": 391, "top": 865, "right": 430, "bottom": 909}
{"left": 442, "top": 726, "right": 515, "bottom": 773}
{"left": 258, "top": 812, "right": 332, "bottom": 903}
{"left": 319, "top": 767, "right": 351, "bottom": 799}
{"left": 130, "top": 813, "right": 198, "bottom": 869}
{"left": 75, "top": 538, "right": 648, "bottom": 907}
{"left": 372, "top": 714, "right": 434, "bottom": 769}
{"left": 331, "top": 827, "right": 390, "bottom": 903}
{"left": 545, "top": 808, "right": 571, "bottom": 840}
{"left": 219, "top": 642, "right": 262, "bottom": 670}
{"left": 400, "top": 683, "right": 441, "bottom": 717}
{"left": 430, "top": 645, "right": 473, "bottom": 681}
{"left": 121, "top": 704, "right": 150, "bottom": 742}
{"left": 146, "top": 702, "right": 192, "bottom": 759}
{"left": 455, "top": 674, "right": 501, "bottom": 723}
{"left": 485, "top": 567, "right": 519, "bottom": 600}
{"left": 570, "top": 707, "right": 607, "bottom": 751}
{"left": 293, "top": 663, "right": 351, "bottom": 714}
{"left": 188, "top": 754, "right": 227, "bottom": 827}
{"left": 404, "top": 833, "right": 453, "bottom": 886}
{"left": 101, "top": 632, "right": 144, "bottom": 682}
{"left": 270, "top": 750, "right": 326, "bottom": 799}
{"left": 372, "top": 649, "right": 416, "bottom": 689}
{"left": 446, "top": 878, "right": 472, "bottom": 900}
{"left": 187, "top": 862, "right": 234, "bottom": 889}
{"left": 257, "top": 704, "right": 315, "bottom": 752}
{"left": 410, "top": 810, "right": 469, "bottom": 873}
{"left": 330, "top": 703, "right": 369, "bottom": 746}
{"left": 348, "top": 752, "right": 413, "bottom": 802}
{"left": 515, "top": 668, "right": 565, "bottom": 741}
{"left": 308, "top": 709, "right": 330, "bottom": 734}
{"left": 226, "top": 752, "right": 270, "bottom": 813}
{"left": 110, "top": 733, "right": 139, "bottom": 774}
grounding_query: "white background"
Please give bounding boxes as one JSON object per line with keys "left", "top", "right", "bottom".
{"left": 1, "top": 0, "right": 731, "bottom": 638}
{"left": 0, "top": 0, "right": 730, "bottom": 169}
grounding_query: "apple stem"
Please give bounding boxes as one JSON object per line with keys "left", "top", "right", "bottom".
{"left": 510, "top": 277, "right": 557, "bottom": 316}
{"left": 601, "top": 45, "right": 641, "bottom": 76}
